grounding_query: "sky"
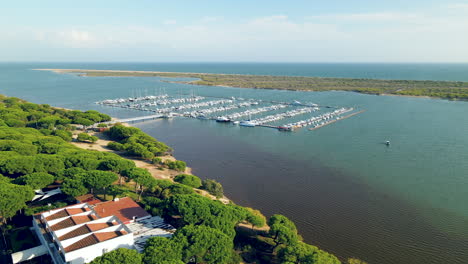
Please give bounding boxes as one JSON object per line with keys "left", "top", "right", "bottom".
{"left": 1, "top": 0, "right": 468, "bottom": 62}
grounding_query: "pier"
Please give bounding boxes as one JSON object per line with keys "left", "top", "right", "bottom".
{"left": 105, "top": 114, "right": 165, "bottom": 124}
{"left": 257, "top": 124, "right": 280, "bottom": 129}
{"left": 308, "top": 110, "right": 366, "bottom": 131}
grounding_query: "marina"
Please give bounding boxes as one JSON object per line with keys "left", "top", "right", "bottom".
{"left": 4, "top": 63, "right": 468, "bottom": 264}
{"left": 97, "top": 93, "right": 363, "bottom": 131}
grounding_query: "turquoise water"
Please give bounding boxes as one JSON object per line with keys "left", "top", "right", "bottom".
{"left": 1, "top": 63, "right": 467, "bottom": 263}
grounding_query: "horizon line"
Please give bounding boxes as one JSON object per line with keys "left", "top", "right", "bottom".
{"left": 2, "top": 61, "right": 468, "bottom": 64}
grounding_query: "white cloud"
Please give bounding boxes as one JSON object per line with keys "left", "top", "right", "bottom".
{"left": 308, "top": 12, "right": 422, "bottom": 22}
{"left": 32, "top": 29, "right": 99, "bottom": 48}
{"left": 446, "top": 3, "right": 468, "bottom": 9}
{"left": 61, "top": 30, "right": 93, "bottom": 42}
{"left": 2, "top": 11, "right": 468, "bottom": 62}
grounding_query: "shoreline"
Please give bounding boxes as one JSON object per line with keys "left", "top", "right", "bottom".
{"left": 35, "top": 68, "right": 468, "bottom": 101}
{"left": 70, "top": 122, "right": 232, "bottom": 204}
{"left": 34, "top": 67, "right": 467, "bottom": 82}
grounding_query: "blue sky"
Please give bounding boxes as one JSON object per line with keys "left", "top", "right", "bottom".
{"left": 1, "top": 0, "right": 468, "bottom": 62}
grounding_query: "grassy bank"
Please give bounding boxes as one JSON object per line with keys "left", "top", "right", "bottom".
{"left": 40, "top": 69, "right": 468, "bottom": 100}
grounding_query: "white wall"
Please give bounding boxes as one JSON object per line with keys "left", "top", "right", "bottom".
{"left": 60, "top": 224, "right": 128, "bottom": 248}
{"left": 64, "top": 233, "right": 134, "bottom": 264}
{"left": 54, "top": 216, "right": 117, "bottom": 238}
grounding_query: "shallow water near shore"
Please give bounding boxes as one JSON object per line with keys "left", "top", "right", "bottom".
{"left": 1, "top": 62, "right": 468, "bottom": 263}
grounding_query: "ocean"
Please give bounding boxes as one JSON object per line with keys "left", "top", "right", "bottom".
{"left": 1, "top": 62, "right": 467, "bottom": 264}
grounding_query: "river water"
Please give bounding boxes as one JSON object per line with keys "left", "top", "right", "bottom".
{"left": 1, "top": 62, "right": 467, "bottom": 263}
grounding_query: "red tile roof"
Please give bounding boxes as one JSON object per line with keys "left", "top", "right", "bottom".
{"left": 50, "top": 214, "right": 97, "bottom": 231}
{"left": 45, "top": 210, "right": 69, "bottom": 221}
{"left": 94, "top": 230, "right": 127, "bottom": 242}
{"left": 65, "top": 208, "right": 89, "bottom": 215}
{"left": 39, "top": 203, "right": 89, "bottom": 216}
{"left": 71, "top": 215, "right": 97, "bottom": 225}
{"left": 75, "top": 194, "right": 102, "bottom": 205}
{"left": 94, "top": 197, "right": 150, "bottom": 223}
{"left": 57, "top": 222, "right": 117, "bottom": 240}
{"left": 64, "top": 234, "right": 99, "bottom": 252}
{"left": 58, "top": 225, "right": 91, "bottom": 241}
{"left": 64, "top": 231, "right": 128, "bottom": 252}
{"left": 50, "top": 218, "right": 75, "bottom": 231}
{"left": 44, "top": 205, "right": 90, "bottom": 221}
{"left": 87, "top": 222, "right": 116, "bottom": 232}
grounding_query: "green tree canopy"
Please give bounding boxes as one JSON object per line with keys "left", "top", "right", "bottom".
{"left": 61, "top": 177, "right": 87, "bottom": 198}
{"left": 124, "top": 142, "right": 154, "bottom": 159}
{"left": 163, "top": 194, "right": 247, "bottom": 237}
{"left": 134, "top": 171, "right": 157, "bottom": 201}
{"left": 268, "top": 214, "right": 299, "bottom": 247}
{"left": 174, "top": 174, "right": 202, "bottom": 188}
{"left": 347, "top": 258, "right": 368, "bottom": 264}
{"left": 107, "top": 141, "right": 125, "bottom": 151}
{"left": 161, "top": 184, "right": 194, "bottom": 199}
{"left": 143, "top": 225, "right": 234, "bottom": 264}
{"left": 177, "top": 225, "right": 235, "bottom": 264}
{"left": 166, "top": 160, "right": 186, "bottom": 172}
{"left": 108, "top": 124, "right": 141, "bottom": 140}
{"left": 143, "top": 236, "right": 184, "bottom": 264}
{"left": 278, "top": 242, "right": 341, "bottom": 264}
{"left": 83, "top": 170, "right": 118, "bottom": 198}
{"left": 0, "top": 183, "right": 34, "bottom": 224}
{"left": 77, "top": 133, "right": 98, "bottom": 143}
{"left": 201, "top": 179, "right": 224, "bottom": 198}
{"left": 15, "top": 172, "right": 54, "bottom": 190}
{"left": 89, "top": 248, "right": 142, "bottom": 264}
{"left": 99, "top": 157, "right": 134, "bottom": 172}
{"left": 74, "top": 117, "right": 95, "bottom": 127}
{"left": 52, "top": 130, "right": 72, "bottom": 142}
{"left": 245, "top": 207, "right": 267, "bottom": 229}
{"left": 122, "top": 167, "right": 151, "bottom": 183}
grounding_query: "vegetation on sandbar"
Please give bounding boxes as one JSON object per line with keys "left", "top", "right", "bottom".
{"left": 52, "top": 69, "right": 468, "bottom": 100}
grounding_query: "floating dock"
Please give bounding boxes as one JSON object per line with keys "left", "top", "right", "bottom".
{"left": 104, "top": 114, "right": 164, "bottom": 124}
{"left": 308, "top": 110, "right": 366, "bottom": 131}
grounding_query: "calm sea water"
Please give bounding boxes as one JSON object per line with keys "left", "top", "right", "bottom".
{"left": 1, "top": 63, "right": 467, "bottom": 264}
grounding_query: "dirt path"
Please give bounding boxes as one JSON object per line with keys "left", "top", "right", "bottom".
{"left": 71, "top": 132, "right": 187, "bottom": 180}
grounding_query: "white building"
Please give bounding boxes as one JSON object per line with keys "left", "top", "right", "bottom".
{"left": 31, "top": 203, "right": 134, "bottom": 264}
{"left": 12, "top": 197, "right": 173, "bottom": 264}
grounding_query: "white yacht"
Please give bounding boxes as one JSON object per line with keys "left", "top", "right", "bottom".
{"left": 240, "top": 120, "right": 256, "bottom": 127}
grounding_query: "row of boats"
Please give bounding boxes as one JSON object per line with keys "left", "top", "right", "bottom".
{"left": 184, "top": 101, "right": 262, "bottom": 118}
{"left": 154, "top": 99, "right": 243, "bottom": 113}
{"left": 250, "top": 107, "right": 320, "bottom": 125}
{"left": 223, "top": 104, "right": 288, "bottom": 120}
{"left": 97, "top": 96, "right": 206, "bottom": 110}
{"left": 96, "top": 94, "right": 356, "bottom": 132}
{"left": 96, "top": 95, "right": 169, "bottom": 105}
{"left": 130, "top": 96, "right": 206, "bottom": 108}
{"left": 280, "top": 107, "right": 354, "bottom": 130}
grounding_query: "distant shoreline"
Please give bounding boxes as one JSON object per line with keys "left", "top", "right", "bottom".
{"left": 35, "top": 68, "right": 468, "bottom": 101}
